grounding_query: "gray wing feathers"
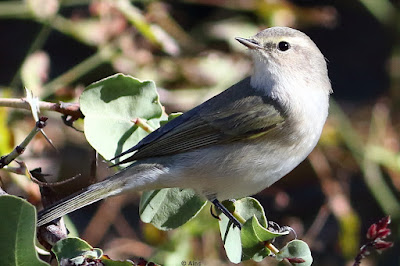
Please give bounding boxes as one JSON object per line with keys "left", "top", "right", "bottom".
{"left": 115, "top": 78, "right": 285, "bottom": 164}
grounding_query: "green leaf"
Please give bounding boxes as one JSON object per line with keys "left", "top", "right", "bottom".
{"left": 52, "top": 237, "right": 137, "bottom": 265}
{"left": 219, "top": 213, "right": 242, "bottom": 264}
{"left": 80, "top": 73, "right": 164, "bottom": 161}
{"left": 139, "top": 188, "right": 206, "bottom": 231}
{"left": 241, "top": 215, "right": 288, "bottom": 261}
{"left": 218, "top": 197, "right": 288, "bottom": 263}
{"left": 276, "top": 240, "right": 313, "bottom": 266}
{"left": 52, "top": 237, "right": 103, "bottom": 264}
{"left": 0, "top": 195, "right": 49, "bottom": 266}
{"left": 233, "top": 197, "right": 268, "bottom": 227}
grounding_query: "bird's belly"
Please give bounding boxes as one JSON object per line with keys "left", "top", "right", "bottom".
{"left": 199, "top": 145, "right": 304, "bottom": 200}
{"left": 158, "top": 135, "right": 317, "bottom": 200}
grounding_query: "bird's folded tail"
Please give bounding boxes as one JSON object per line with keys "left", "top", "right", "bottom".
{"left": 37, "top": 170, "right": 129, "bottom": 227}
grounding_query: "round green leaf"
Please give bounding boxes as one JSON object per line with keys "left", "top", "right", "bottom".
{"left": 218, "top": 197, "right": 268, "bottom": 264}
{"left": 233, "top": 197, "right": 268, "bottom": 227}
{"left": 52, "top": 237, "right": 103, "bottom": 263}
{"left": 241, "top": 215, "right": 288, "bottom": 261}
{"left": 139, "top": 188, "right": 207, "bottom": 231}
{"left": 80, "top": 73, "right": 164, "bottom": 160}
{"left": 218, "top": 197, "right": 289, "bottom": 263}
{"left": 241, "top": 217, "right": 270, "bottom": 260}
{"left": 219, "top": 214, "right": 242, "bottom": 264}
{"left": 0, "top": 195, "right": 48, "bottom": 266}
{"left": 276, "top": 240, "right": 313, "bottom": 266}
{"left": 252, "top": 215, "right": 289, "bottom": 241}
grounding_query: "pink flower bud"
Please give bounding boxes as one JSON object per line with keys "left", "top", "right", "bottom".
{"left": 376, "top": 228, "right": 391, "bottom": 239}
{"left": 286, "top": 257, "right": 306, "bottom": 263}
{"left": 366, "top": 224, "right": 377, "bottom": 240}
{"left": 376, "top": 216, "right": 391, "bottom": 230}
{"left": 374, "top": 240, "right": 393, "bottom": 250}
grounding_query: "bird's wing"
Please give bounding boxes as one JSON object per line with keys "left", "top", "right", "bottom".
{"left": 112, "top": 92, "right": 285, "bottom": 165}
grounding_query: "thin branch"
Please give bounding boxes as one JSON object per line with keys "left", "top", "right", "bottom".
{"left": 37, "top": 219, "right": 68, "bottom": 249}
{"left": 0, "top": 98, "right": 83, "bottom": 120}
{"left": 0, "top": 117, "right": 48, "bottom": 169}
{"left": 0, "top": 1, "right": 31, "bottom": 18}
{"left": 89, "top": 150, "right": 98, "bottom": 184}
{"left": 31, "top": 173, "right": 82, "bottom": 188}
{"left": 264, "top": 242, "right": 280, "bottom": 255}
{"left": 132, "top": 117, "right": 155, "bottom": 133}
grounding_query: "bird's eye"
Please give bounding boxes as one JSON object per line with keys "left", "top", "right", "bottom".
{"left": 277, "top": 41, "right": 290, "bottom": 51}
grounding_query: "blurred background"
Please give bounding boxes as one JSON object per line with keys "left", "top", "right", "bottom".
{"left": 0, "top": 0, "right": 399, "bottom": 265}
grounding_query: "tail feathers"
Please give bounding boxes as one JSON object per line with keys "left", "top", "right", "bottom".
{"left": 37, "top": 175, "right": 126, "bottom": 227}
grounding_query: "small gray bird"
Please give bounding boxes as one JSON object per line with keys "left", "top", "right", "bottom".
{"left": 37, "top": 27, "right": 332, "bottom": 227}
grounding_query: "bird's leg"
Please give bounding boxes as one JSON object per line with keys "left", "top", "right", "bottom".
{"left": 268, "top": 221, "right": 297, "bottom": 238}
{"left": 210, "top": 205, "right": 221, "bottom": 220}
{"left": 211, "top": 198, "right": 242, "bottom": 229}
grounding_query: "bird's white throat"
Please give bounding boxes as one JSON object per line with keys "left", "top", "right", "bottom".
{"left": 250, "top": 53, "right": 330, "bottom": 134}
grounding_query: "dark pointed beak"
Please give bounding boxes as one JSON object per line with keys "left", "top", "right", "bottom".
{"left": 235, "top": 37, "right": 261, "bottom": 49}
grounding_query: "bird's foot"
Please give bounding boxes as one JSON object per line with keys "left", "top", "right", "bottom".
{"left": 211, "top": 198, "right": 242, "bottom": 229}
